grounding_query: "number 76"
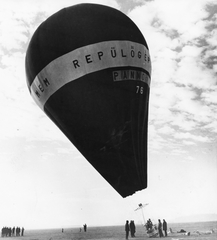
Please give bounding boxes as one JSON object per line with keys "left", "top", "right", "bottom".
{"left": 136, "top": 86, "right": 144, "bottom": 94}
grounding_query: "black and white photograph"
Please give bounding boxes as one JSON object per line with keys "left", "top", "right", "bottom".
{"left": 0, "top": 0, "right": 216, "bottom": 239}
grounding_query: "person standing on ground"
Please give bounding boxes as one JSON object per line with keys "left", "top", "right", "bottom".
{"left": 83, "top": 224, "right": 87, "bottom": 232}
{"left": 130, "top": 220, "right": 136, "bottom": 237}
{"left": 158, "top": 219, "right": 164, "bottom": 237}
{"left": 125, "top": 220, "right": 130, "bottom": 239}
{"left": 163, "top": 219, "right": 167, "bottom": 237}
{"left": 132, "top": 220, "right": 136, "bottom": 237}
{"left": 21, "top": 227, "right": 25, "bottom": 236}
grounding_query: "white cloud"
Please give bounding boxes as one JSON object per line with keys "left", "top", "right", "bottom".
{"left": 201, "top": 89, "right": 217, "bottom": 104}
{"left": 178, "top": 45, "right": 204, "bottom": 58}
{"left": 206, "top": 29, "right": 217, "bottom": 47}
{"left": 154, "top": 0, "right": 209, "bottom": 32}
{"left": 183, "top": 140, "right": 196, "bottom": 145}
{"left": 158, "top": 125, "right": 175, "bottom": 134}
{"left": 175, "top": 55, "right": 216, "bottom": 89}
{"left": 170, "top": 113, "right": 199, "bottom": 131}
{"left": 148, "top": 125, "right": 168, "bottom": 151}
{"left": 174, "top": 131, "right": 212, "bottom": 142}
{"left": 151, "top": 48, "right": 178, "bottom": 84}
{"left": 1, "top": 0, "right": 120, "bottom": 15}
{"left": 129, "top": 0, "right": 216, "bottom": 154}
{"left": 170, "top": 148, "right": 187, "bottom": 155}
{"left": 213, "top": 64, "right": 217, "bottom": 72}
{"left": 0, "top": 10, "right": 29, "bottom": 51}
{"left": 180, "top": 20, "right": 208, "bottom": 42}
{"left": 203, "top": 120, "right": 217, "bottom": 133}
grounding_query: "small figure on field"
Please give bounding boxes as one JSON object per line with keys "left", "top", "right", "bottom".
{"left": 130, "top": 220, "right": 136, "bottom": 237}
{"left": 21, "top": 227, "right": 25, "bottom": 236}
{"left": 163, "top": 219, "right": 167, "bottom": 236}
{"left": 158, "top": 219, "right": 164, "bottom": 237}
{"left": 125, "top": 220, "right": 130, "bottom": 239}
{"left": 83, "top": 224, "right": 87, "bottom": 232}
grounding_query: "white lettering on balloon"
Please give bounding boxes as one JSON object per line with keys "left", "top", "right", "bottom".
{"left": 30, "top": 40, "right": 151, "bottom": 109}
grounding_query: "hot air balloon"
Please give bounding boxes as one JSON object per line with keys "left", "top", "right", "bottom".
{"left": 25, "top": 3, "right": 151, "bottom": 197}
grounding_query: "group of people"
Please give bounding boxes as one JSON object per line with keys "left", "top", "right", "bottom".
{"left": 125, "top": 220, "right": 136, "bottom": 239}
{"left": 79, "top": 224, "right": 87, "bottom": 233}
{"left": 157, "top": 219, "right": 167, "bottom": 237}
{"left": 1, "top": 226, "right": 24, "bottom": 237}
{"left": 145, "top": 218, "right": 154, "bottom": 231}
{"left": 145, "top": 218, "right": 167, "bottom": 238}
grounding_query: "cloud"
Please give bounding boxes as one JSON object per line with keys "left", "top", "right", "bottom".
{"left": 206, "top": 29, "right": 217, "bottom": 47}
{"left": 203, "top": 120, "right": 217, "bottom": 133}
{"left": 170, "top": 148, "right": 188, "bottom": 155}
{"left": 183, "top": 140, "right": 196, "bottom": 146}
{"left": 158, "top": 125, "right": 175, "bottom": 135}
{"left": 174, "top": 131, "right": 212, "bottom": 142}
{"left": 175, "top": 54, "right": 216, "bottom": 89}
{"left": 201, "top": 88, "right": 217, "bottom": 104}
{"left": 170, "top": 113, "right": 199, "bottom": 131}
{"left": 128, "top": 0, "right": 217, "bottom": 156}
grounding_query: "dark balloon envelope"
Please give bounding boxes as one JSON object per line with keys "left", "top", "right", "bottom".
{"left": 25, "top": 4, "right": 151, "bottom": 197}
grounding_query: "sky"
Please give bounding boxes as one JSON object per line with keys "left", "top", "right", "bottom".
{"left": 0, "top": 0, "right": 217, "bottom": 230}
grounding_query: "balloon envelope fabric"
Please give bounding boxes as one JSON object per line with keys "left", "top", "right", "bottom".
{"left": 25, "top": 4, "right": 151, "bottom": 197}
